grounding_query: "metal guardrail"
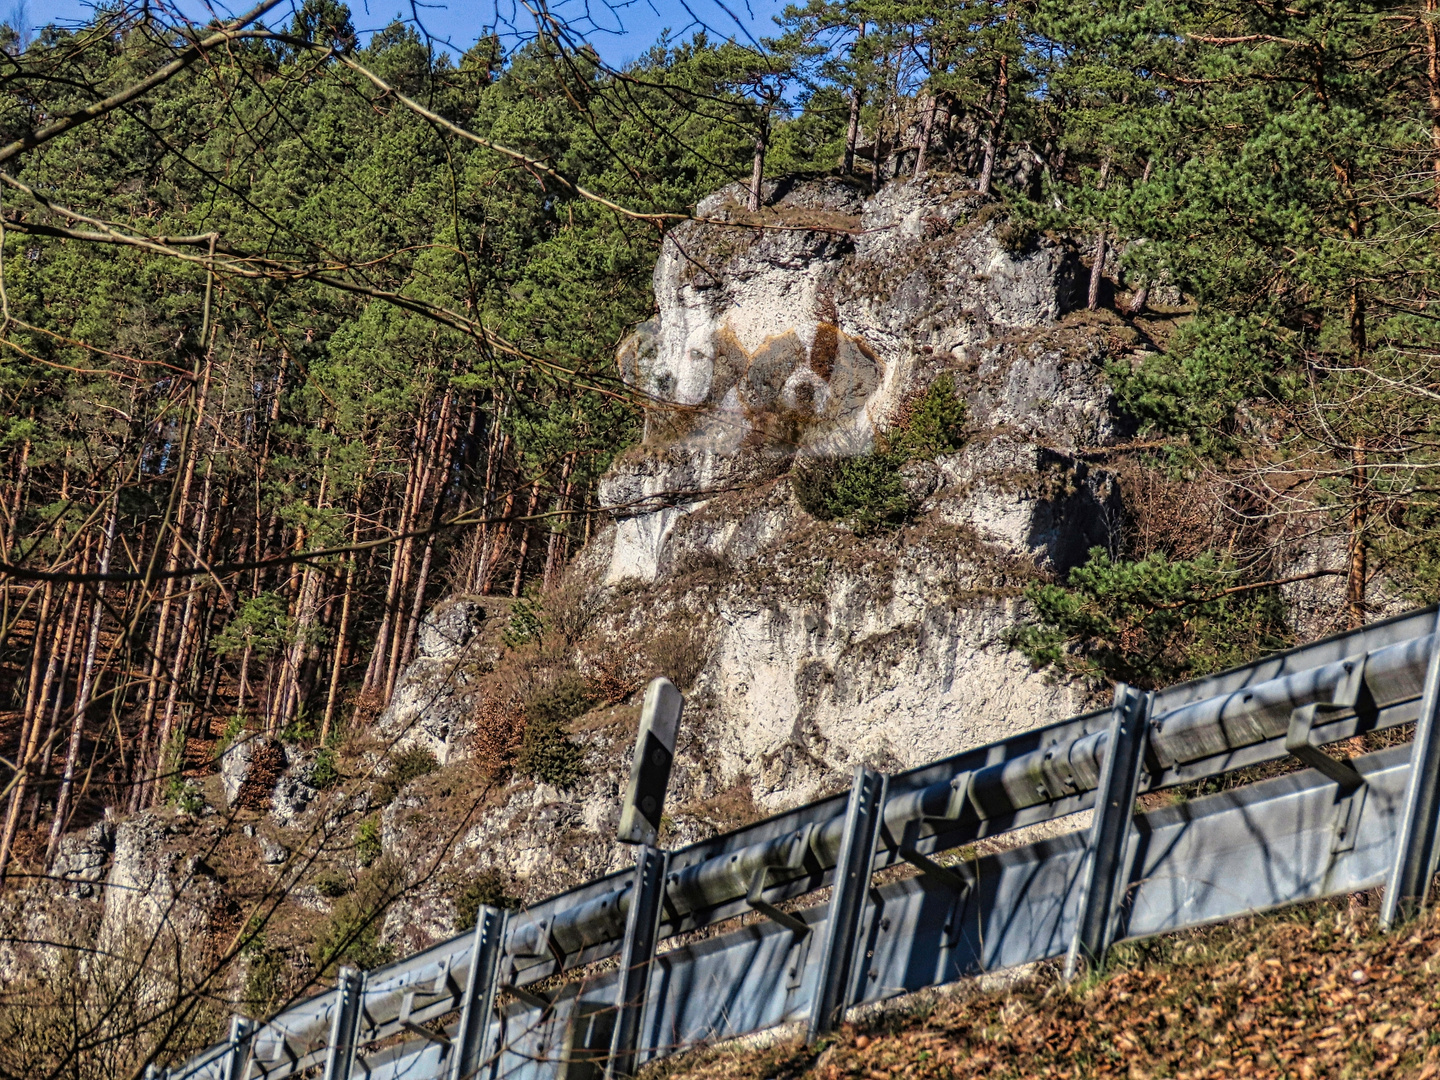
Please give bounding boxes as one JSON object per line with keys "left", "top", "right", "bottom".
{"left": 159, "top": 604, "right": 1440, "bottom": 1080}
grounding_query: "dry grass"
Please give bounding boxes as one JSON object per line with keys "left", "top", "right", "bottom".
{"left": 646, "top": 892, "right": 1440, "bottom": 1080}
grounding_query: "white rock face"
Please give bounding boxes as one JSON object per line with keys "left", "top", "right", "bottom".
{"left": 375, "top": 597, "right": 494, "bottom": 762}
{"left": 602, "top": 176, "right": 1107, "bottom": 586}
{"left": 379, "top": 174, "right": 1122, "bottom": 920}
{"left": 0, "top": 176, "right": 1128, "bottom": 996}
{"left": 578, "top": 177, "right": 1117, "bottom": 811}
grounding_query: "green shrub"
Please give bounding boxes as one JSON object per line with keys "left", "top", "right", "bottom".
{"left": 313, "top": 869, "right": 351, "bottom": 898}
{"left": 375, "top": 744, "right": 438, "bottom": 804}
{"left": 311, "top": 746, "right": 341, "bottom": 789}
{"left": 309, "top": 864, "right": 399, "bottom": 976}
{"left": 1006, "top": 547, "right": 1290, "bottom": 688}
{"left": 525, "top": 674, "right": 594, "bottom": 727}
{"left": 516, "top": 674, "right": 592, "bottom": 788}
{"left": 279, "top": 715, "right": 317, "bottom": 744}
{"left": 891, "top": 375, "right": 968, "bottom": 459}
{"left": 389, "top": 744, "right": 438, "bottom": 785}
{"left": 213, "top": 591, "right": 295, "bottom": 661}
{"left": 793, "top": 375, "right": 968, "bottom": 536}
{"left": 994, "top": 216, "right": 1038, "bottom": 253}
{"left": 214, "top": 714, "right": 249, "bottom": 756}
{"left": 452, "top": 870, "right": 521, "bottom": 931}
{"left": 793, "top": 452, "right": 913, "bottom": 535}
{"left": 160, "top": 730, "right": 204, "bottom": 813}
{"left": 502, "top": 597, "right": 544, "bottom": 648}
{"left": 517, "top": 719, "right": 586, "bottom": 788}
{"left": 354, "top": 818, "right": 382, "bottom": 867}
{"left": 167, "top": 781, "right": 205, "bottom": 815}
{"left": 242, "top": 934, "right": 286, "bottom": 1018}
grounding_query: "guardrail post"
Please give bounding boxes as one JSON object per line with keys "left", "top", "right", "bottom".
{"left": 606, "top": 844, "right": 670, "bottom": 1079}
{"left": 321, "top": 966, "right": 364, "bottom": 1080}
{"left": 222, "top": 1015, "right": 255, "bottom": 1080}
{"left": 1382, "top": 610, "right": 1440, "bottom": 928}
{"left": 1064, "top": 683, "right": 1150, "bottom": 980}
{"left": 807, "top": 767, "right": 886, "bottom": 1044}
{"left": 450, "top": 905, "right": 510, "bottom": 1080}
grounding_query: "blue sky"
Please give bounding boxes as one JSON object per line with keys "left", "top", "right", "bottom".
{"left": 12, "top": 0, "right": 788, "bottom": 67}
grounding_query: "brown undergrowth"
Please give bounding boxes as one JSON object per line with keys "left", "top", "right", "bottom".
{"left": 646, "top": 894, "right": 1440, "bottom": 1080}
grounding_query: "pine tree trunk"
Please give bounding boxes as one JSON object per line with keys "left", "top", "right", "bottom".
{"left": 390, "top": 394, "right": 455, "bottom": 693}
{"left": 366, "top": 419, "right": 424, "bottom": 694}
{"left": 1088, "top": 230, "right": 1107, "bottom": 311}
{"left": 1087, "top": 159, "right": 1112, "bottom": 311}
{"left": 749, "top": 130, "right": 766, "bottom": 212}
{"left": 511, "top": 481, "right": 544, "bottom": 598}
{"left": 914, "top": 95, "right": 939, "bottom": 179}
{"left": 2, "top": 437, "right": 29, "bottom": 561}
{"left": 977, "top": 55, "right": 1009, "bottom": 196}
{"left": 543, "top": 454, "right": 577, "bottom": 590}
{"left": 843, "top": 87, "right": 863, "bottom": 177}
{"left": 152, "top": 455, "right": 217, "bottom": 801}
{"left": 0, "top": 582, "right": 58, "bottom": 881}
{"left": 1346, "top": 284, "right": 1369, "bottom": 630}
{"left": 45, "top": 500, "right": 117, "bottom": 868}
{"left": 321, "top": 490, "right": 364, "bottom": 743}
{"left": 30, "top": 570, "right": 85, "bottom": 831}
{"left": 842, "top": 27, "right": 866, "bottom": 176}
{"left": 481, "top": 482, "right": 518, "bottom": 596}
{"left": 1347, "top": 436, "right": 1368, "bottom": 629}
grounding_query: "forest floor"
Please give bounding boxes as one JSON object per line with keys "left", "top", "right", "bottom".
{"left": 646, "top": 892, "right": 1440, "bottom": 1080}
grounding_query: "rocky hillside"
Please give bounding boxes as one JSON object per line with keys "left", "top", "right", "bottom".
{"left": 0, "top": 173, "right": 1157, "bottom": 1043}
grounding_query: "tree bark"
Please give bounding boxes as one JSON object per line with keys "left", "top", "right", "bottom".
{"left": 543, "top": 453, "right": 577, "bottom": 590}
{"left": 30, "top": 568, "right": 85, "bottom": 831}
{"left": 366, "top": 415, "right": 425, "bottom": 694}
{"left": 977, "top": 54, "right": 1009, "bottom": 196}
{"left": 321, "top": 488, "right": 364, "bottom": 743}
{"left": 749, "top": 130, "right": 766, "bottom": 212}
{"left": 1429, "top": 0, "right": 1440, "bottom": 207}
{"left": 1346, "top": 437, "right": 1368, "bottom": 630}
{"left": 0, "top": 582, "right": 58, "bottom": 882}
{"left": 511, "top": 481, "right": 544, "bottom": 598}
{"left": 45, "top": 498, "right": 117, "bottom": 869}
{"left": 914, "top": 94, "right": 939, "bottom": 179}
{"left": 1087, "top": 159, "right": 1113, "bottom": 311}
{"left": 842, "top": 26, "right": 866, "bottom": 176}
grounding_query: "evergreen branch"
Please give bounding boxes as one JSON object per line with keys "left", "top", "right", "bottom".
{"left": 1150, "top": 568, "right": 1345, "bottom": 611}
{"left": 0, "top": 1, "right": 287, "bottom": 167}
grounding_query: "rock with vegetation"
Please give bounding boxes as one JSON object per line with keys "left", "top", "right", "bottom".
{"left": 368, "top": 175, "right": 1123, "bottom": 941}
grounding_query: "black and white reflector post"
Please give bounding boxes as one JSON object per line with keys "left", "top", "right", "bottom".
{"left": 617, "top": 678, "right": 685, "bottom": 847}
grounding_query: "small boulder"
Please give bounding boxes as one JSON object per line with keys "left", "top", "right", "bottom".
{"left": 417, "top": 598, "right": 487, "bottom": 660}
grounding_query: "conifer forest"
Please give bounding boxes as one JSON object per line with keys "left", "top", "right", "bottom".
{"left": 0, "top": 0, "right": 1439, "bottom": 1075}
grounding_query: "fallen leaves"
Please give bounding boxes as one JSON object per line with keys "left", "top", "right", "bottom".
{"left": 646, "top": 897, "right": 1440, "bottom": 1080}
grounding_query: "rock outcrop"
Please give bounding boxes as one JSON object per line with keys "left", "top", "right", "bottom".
{"left": 371, "top": 175, "right": 1125, "bottom": 926}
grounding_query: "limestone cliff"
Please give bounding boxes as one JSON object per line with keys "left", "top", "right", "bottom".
{"left": 367, "top": 174, "right": 1125, "bottom": 942}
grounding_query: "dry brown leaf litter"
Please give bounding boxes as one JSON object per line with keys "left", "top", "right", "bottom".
{"left": 644, "top": 895, "right": 1440, "bottom": 1080}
